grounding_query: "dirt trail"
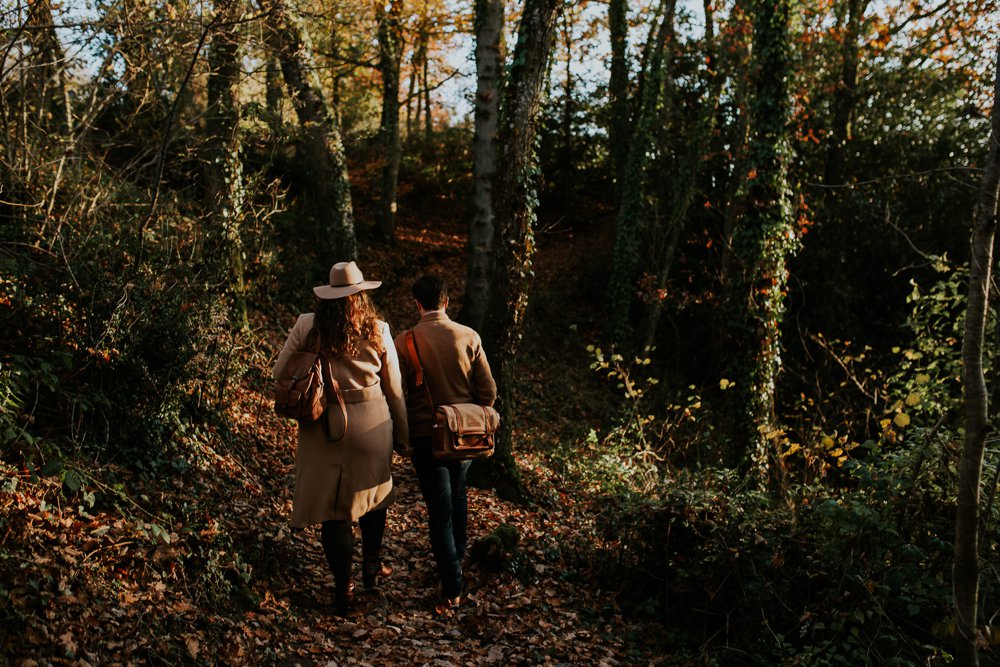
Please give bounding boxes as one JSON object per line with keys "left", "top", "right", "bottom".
{"left": 2, "top": 213, "right": 672, "bottom": 665}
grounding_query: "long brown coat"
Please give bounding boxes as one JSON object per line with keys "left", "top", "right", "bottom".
{"left": 393, "top": 311, "right": 497, "bottom": 438}
{"left": 274, "top": 314, "right": 408, "bottom": 527}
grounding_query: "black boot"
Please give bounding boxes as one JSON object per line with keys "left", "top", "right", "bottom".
{"left": 334, "top": 579, "right": 355, "bottom": 617}
{"left": 362, "top": 562, "right": 393, "bottom": 589}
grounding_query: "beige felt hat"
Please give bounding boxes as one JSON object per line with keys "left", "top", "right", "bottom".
{"left": 313, "top": 261, "right": 382, "bottom": 299}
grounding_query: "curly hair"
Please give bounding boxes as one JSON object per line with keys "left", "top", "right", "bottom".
{"left": 306, "top": 291, "right": 384, "bottom": 358}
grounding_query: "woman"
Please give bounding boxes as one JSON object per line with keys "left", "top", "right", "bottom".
{"left": 273, "top": 261, "right": 408, "bottom": 615}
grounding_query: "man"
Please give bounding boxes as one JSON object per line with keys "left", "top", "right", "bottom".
{"left": 394, "top": 274, "right": 497, "bottom": 614}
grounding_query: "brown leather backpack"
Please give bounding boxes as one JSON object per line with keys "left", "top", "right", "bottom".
{"left": 273, "top": 351, "right": 347, "bottom": 441}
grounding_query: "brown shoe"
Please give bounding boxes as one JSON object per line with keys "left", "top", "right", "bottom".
{"left": 334, "top": 578, "right": 356, "bottom": 616}
{"left": 434, "top": 595, "right": 462, "bottom": 616}
{"left": 362, "top": 562, "right": 393, "bottom": 589}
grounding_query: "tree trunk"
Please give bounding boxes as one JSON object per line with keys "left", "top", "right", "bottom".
{"left": 823, "top": 0, "right": 869, "bottom": 189}
{"left": 720, "top": 0, "right": 752, "bottom": 286}
{"left": 24, "top": 0, "right": 72, "bottom": 134}
{"left": 266, "top": 57, "right": 283, "bottom": 125}
{"left": 409, "top": 13, "right": 430, "bottom": 141}
{"left": 375, "top": 0, "right": 404, "bottom": 244}
{"left": 422, "top": 42, "right": 433, "bottom": 139}
{"left": 728, "top": 0, "right": 797, "bottom": 486}
{"left": 205, "top": 0, "right": 248, "bottom": 329}
{"left": 475, "top": 0, "right": 562, "bottom": 500}
{"left": 954, "top": 42, "right": 1000, "bottom": 667}
{"left": 608, "top": 0, "right": 629, "bottom": 209}
{"left": 405, "top": 47, "right": 418, "bottom": 138}
{"left": 641, "top": 0, "right": 721, "bottom": 350}
{"left": 559, "top": 7, "right": 575, "bottom": 210}
{"left": 607, "top": 0, "right": 676, "bottom": 343}
{"left": 261, "top": 0, "right": 357, "bottom": 261}
{"left": 460, "top": 0, "right": 504, "bottom": 330}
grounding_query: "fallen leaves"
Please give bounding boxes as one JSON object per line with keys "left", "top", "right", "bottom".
{"left": 0, "top": 218, "right": 672, "bottom": 666}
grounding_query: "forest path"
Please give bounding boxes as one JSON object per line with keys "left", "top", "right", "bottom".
{"left": 3, "top": 213, "right": 673, "bottom": 665}
{"left": 243, "top": 213, "right": 665, "bottom": 665}
{"left": 241, "top": 455, "right": 648, "bottom": 665}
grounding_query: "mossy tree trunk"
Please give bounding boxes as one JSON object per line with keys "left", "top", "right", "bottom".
{"left": 641, "top": 0, "right": 722, "bottom": 350}
{"left": 607, "top": 0, "right": 675, "bottom": 344}
{"left": 262, "top": 0, "right": 357, "bottom": 261}
{"left": 205, "top": 0, "right": 248, "bottom": 329}
{"left": 475, "top": 0, "right": 563, "bottom": 501}
{"left": 727, "top": 0, "right": 797, "bottom": 486}
{"left": 719, "top": 0, "right": 752, "bottom": 287}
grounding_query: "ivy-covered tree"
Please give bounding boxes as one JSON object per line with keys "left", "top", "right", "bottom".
{"left": 261, "top": 0, "right": 357, "bottom": 261}
{"left": 728, "top": 0, "right": 798, "bottom": 484}
{"left": 607, "top": 0, "right": 676, "bottom": 343}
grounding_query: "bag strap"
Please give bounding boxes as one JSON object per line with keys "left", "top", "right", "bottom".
{"left": 405, "top": 330, "right": 436, "bottom": 413}
{"left": 317, "top": 352, "right": 348, "bottom": 442}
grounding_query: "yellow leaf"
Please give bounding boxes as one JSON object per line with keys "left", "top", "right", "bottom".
{"left": 783, "top": 443, "right": 802, "bottom": 458}
{"left": 905, "top": 392, "right": 921, "bottom": 407}
{"left": 915, "top": 373, "right": 930, "bottom": 384}
{"left": 820, "top": 435, "right": 835, "bottom": 449}
{"left": 894, "top": 413, "right": 911, "bottom": 428}
{"left": 879, "top": 418, "right": 892, "bottom": 431}
{"left": 719, "top": 378, "right": 731, "bottom": 390}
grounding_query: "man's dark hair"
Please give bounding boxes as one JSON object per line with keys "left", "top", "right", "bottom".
{"left": 413, "top": 274, "right": 448, "bottom": 311}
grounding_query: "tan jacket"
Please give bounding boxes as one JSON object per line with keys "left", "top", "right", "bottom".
{"left": 394, "top": 311, "right": 497, "bottom": 438}
{"left": 274, "top": 314, "right": 407, "bottom": 526}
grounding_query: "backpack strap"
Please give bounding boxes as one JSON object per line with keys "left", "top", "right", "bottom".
{"left": 405, "top": 330, "right": 436, "bottom": 413}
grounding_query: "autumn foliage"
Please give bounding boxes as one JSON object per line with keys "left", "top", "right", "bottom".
{"left": 2, "top": 0, "right": 1000, "bottom": 664}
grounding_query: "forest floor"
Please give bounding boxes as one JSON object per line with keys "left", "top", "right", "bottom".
{"left": 1, "top": 203, "right": 681, "bottom": 664}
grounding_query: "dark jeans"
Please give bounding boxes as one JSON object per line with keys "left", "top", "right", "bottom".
{"left": 412, "top": 436, "right": 471, "bottom": 599}
{"left": 320, "top": 508, "right": 387, "bottom": 592}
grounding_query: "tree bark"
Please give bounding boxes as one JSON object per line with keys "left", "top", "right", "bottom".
{"left": 475, "top": 0, "right": 562, "bottom": 500}
{"left": 608, "top": 0, "right": 629, "bottom": 209}
{"left": 955, "top": 41, "right": 1000, "bottom": 667}
{"left": 823, "top": 0, "right": 869, "bottom": 189}
{"left": 405, "top": 44, "right": 418, "bottom": 137}
{"left": 265, "top": 57, "right": 283, "bottom": 125}
{"left": 459, "top": 0, "right": 504, "bottom": 330}
{"left": 641, "top": 0, "right": 721, "bottom": 350}
{"left": 728, "top": 0, "right": 797, "bottom": 486}
{"left": 720, "top": 0, "right": 752, "bottom": 286}
{"left": 205, "top": 0, "right": 248, "bottom": 329}
{"left": 29, "top": 0, "right": 72, "bottom": 134}
{"left": 559, "top": 7, "right": 575, "bottom": 210}
{"left": 261, "top": 0, "right": 357, "bottom": 261}
{"left": 375, "top": 0, "right": 404, "bottom": 244}
{"left": 422, "top": 39, "right": 433, "bottom": 139}
{"left": 607, "top": 0, "right": 676, "bottom": 343}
